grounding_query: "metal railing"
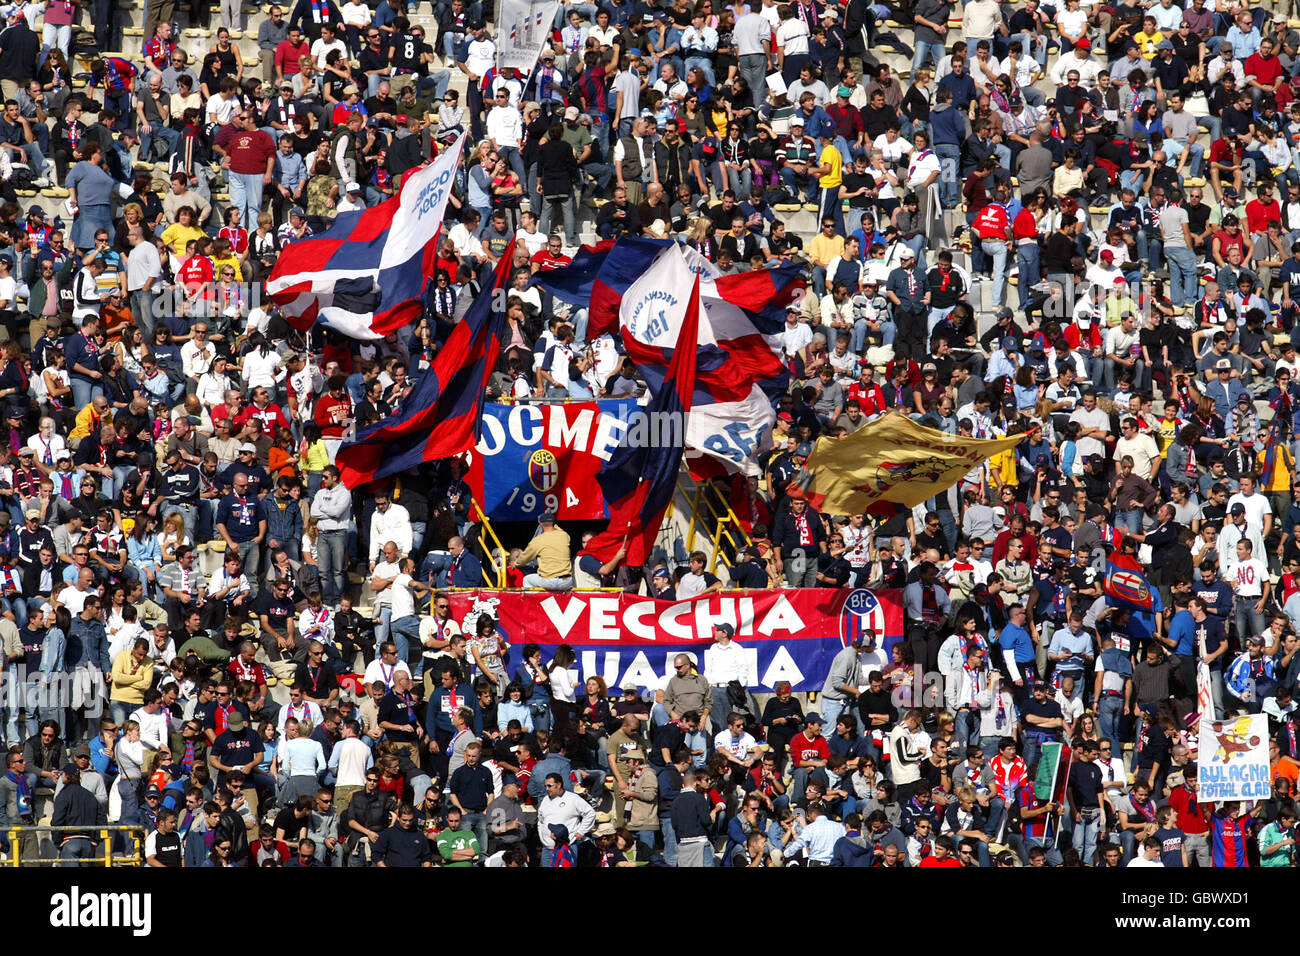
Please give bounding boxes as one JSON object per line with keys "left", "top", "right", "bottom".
{"left": 470, "top": 495, "right": 509, "bottom": 588}
{"left": 4, "top": 824, "right": 146, "bottom": 867}
{"left": 681, "top": 479, "right": 753, "bottom": 574}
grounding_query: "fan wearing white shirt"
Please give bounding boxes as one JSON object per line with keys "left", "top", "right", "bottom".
{"left": 703, "top": 624, "right": 749, "bottom": 733}
{"left": 277, "top": 684, "right": 325, "bottom": 736}
{"left": 1126, "top": 836, "right": 1165, "bottom": 866}
{"left": 129, "top": 689, "right": 170, "bottom": 751}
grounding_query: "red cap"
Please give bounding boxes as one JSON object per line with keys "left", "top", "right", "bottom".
{"left": 1075, "top": 37, "right": 1091, "bottom": 49}
{"left": 1099, "top": 249, "right": 1114, "bottom": 262}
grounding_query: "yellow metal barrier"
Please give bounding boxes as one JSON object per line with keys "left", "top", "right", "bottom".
{"left": 5, "top": 824, "right": 146, "bottom": 867}
{"left": 681, "top": 479, "right": 753, "bottom": 574}
{"left": 470, "top": 496, "right": 509, "bottom": 588}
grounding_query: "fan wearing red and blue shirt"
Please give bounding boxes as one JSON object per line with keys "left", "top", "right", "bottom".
{"left": 1210, "top": 802, "right": 1253, "bottom": 866}
{"left": 90, "top": 57, "right": 138, "bottom": 120}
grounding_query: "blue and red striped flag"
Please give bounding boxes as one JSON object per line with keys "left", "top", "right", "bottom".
{"left": 265, "top": 133, "right": 466, "bottom": 340}
{"left": 335, "top": 239, "right": 516, "bottom": 489}
{"left": 582, "top": 273, "right": 701, "bottom": 566}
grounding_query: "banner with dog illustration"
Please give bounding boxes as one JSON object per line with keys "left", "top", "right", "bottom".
{"left": 1198, "top": 714, "right": 1271, "bottom": 802}
{"left": 447, "top": 587, "right": 904, "bottom": 692}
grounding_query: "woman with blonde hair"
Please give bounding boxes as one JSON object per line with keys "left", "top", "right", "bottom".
{"left": 157, "top": 511, "right": 191, "bottom": 564}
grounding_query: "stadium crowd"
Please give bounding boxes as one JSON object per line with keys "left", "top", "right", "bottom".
{"left": 0, "top": 0, "right": 1298, "bottom": 871}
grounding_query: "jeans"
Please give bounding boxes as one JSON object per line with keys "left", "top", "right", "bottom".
{"left": 462, "top": 811, "right": 488, "bottom": 850}
{"left": 1235, "top": 598, "right": 1268, "bottom": 645}
{"left": 139, "top": 123, "right": 180, "bottom": 163}
{"left": 1016, "top": 241, "right": 1040, "bottom": 308}
{"left": 585, "top": 112, "right": 610, "bottom": 160}
{"left": 42, "top": 23, "right": 71, "bottom": 58}
{"left": 981, "top": 239, "right": 1009, "bottom": 307}
{"left": 1136, "top": 230, "right": 1163, "bottom": 274}
{"left": 1071, "top": 807, "right": 1102, "bottom": 864}
{"left": 851, "top": 316, "right": 895, "bottom": 353}
{"left": 227, "top": 170, "right": 266, "bottom": 226}
{"left": 935, "top": 143, "right": 961, "bottom": 207}
{"left": 552, "top": 1, "right": 596, "bottom": 28}
{"left": 712, "top": 162, "right": 753, "bottom": 199}
{"left": 660, "top": 813, "right": 678, "bottom": 866}
{"left": 912, "top": 39, "right": 946, "bottom": 73}
{"left": 318, "top": 529, "right": 347, "bottom": 605}
{"left": 521, "top": 574, "right": 573, "bottom": 591}
{"left": 1097, "top": 694, "right": 1123, "bottom": 753}
{"left": 684, "top": 56, "right": 716, "bottom": 85}
{"left": 69, "top": 378, "right": 104, "bottom": 411}
{"left": 1165, "top": 246, "right": 1199, "bottom": 308}
{"left": 1184, "top": 832, "right": 1211, "bottom": 867}
{"left": 541, "top": 189, "right": 577, "bottom": 246}
{"left": 390, "top": 614, "right": 422, "bottom": 673}
{"left": 58, "top": 836, "right": 97, "bottom": 866}
{"left": 1116, "top": 507, "right": 1145, "bottom": 532}
{"left": 738, "top": 54, "right": 768, "bottom": 111}
{"left": 497, "top": 145, "right": 527, "bottom": 185}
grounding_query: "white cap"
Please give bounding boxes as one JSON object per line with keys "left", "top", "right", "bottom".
{"left": 239, "top": 442, "right": 258, "bottom": 453}
{"left": 345, "top": 181, "right": 361, "bottom": 193}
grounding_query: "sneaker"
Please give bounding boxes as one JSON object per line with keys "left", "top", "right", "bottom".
{"left": 30, "top": 177, "right": 49, "bottom": 188}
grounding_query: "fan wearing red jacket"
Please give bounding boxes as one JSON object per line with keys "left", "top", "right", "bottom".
{"left": 313, "top": 376, "right": 354, "bottom": 441}
{"left": 789, "top": 716, "right": 830, "bottom": 802}
{"left": 847, "top": 364, "right": 888, "bottom": 416}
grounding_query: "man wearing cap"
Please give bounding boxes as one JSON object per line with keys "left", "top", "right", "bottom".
{"left": 884, "top": 246, "right": 929, "bottom": 361}
{"left": 208, "top": 710, "right": 274, "bottom": 809}
{"left": 1049, "top": 36, "right": 1099, "bottom": 89}
{"left": 1203, "top": 355, "right": 1249, "bottom": 419}
{"left": 703, "top": 623, "right": 750, "bottom": 734}
{"left": 1226, "top": 632, "right": 1277, "bottom": 712}
{"left": 820, "top": 631, "right": 873, "bottom": 737}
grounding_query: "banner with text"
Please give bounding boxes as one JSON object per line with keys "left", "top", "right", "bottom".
{"left": 465, "top": 400, "right": 638, "bottom": 522}
{"left": 1198, "top": 714, "right": 1271, "bottom": 802}
{"left": 497, "top": 0, "right": 561, "bottom": 73}
{"left": 447, "top": 587, "right": 904, "bottom": 691}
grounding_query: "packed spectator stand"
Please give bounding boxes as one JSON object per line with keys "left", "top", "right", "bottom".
{"left": 0, "top": 0, "right": 1297, "bottom": 872}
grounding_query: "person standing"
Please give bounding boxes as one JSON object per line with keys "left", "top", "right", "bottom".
{"left": 309, "top": 466, "right": 350, "bottom": 607}
{"left": 702, "top": 624, "right": 748, "bottom": 735}
{"left": 1068, "top": 738, "right": 1105, "bottom": 865}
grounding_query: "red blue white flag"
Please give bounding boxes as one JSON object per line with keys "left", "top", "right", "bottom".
{"left": 265, "top": 132, "right": 466, "bottom": 340}
{"left": 334, "top": 239, "right": 516, "bottom": 489}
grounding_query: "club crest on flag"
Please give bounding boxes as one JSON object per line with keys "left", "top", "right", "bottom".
{"left": 1105, "top": 567, "right": 1151, "bottom": 607}
{"left": 840, "top": 589, "right": 884, "bottom": 648}
{"left": 528, "top": 449, "right": 559, "bottom": 492}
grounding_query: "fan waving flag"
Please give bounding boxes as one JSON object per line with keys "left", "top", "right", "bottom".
{"left": 265, "top": 132, "right": 467, "bottom": 340}
{"left": 582, "top": 274, "right": 701, "bottom": 566}
{"left": 335, "top": 239, "right": 516, "bottom": 488}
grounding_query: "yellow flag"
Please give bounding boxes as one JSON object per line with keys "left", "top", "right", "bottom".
{"left": 789, "top": 411, "right": 1025, "bottom": 515}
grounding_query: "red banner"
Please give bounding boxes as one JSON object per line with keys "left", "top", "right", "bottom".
{"left": 448, "top": 588, "right": 904, "bottom": 691}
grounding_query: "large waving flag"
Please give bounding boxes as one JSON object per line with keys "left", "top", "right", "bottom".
{"left": 787, "top": 411, "right": 1024, "bottom": 515}
{"left": 536, "top": 241, "right": 800, "bottom": 475}
{"left": 265, "top": 133, "right": 467, "bottom": 340}
{"left": 335, "top": 239, "right": 516, "bottom": 488}
{"left": 583, "top": 274, "right": 701, "bottom": 566}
